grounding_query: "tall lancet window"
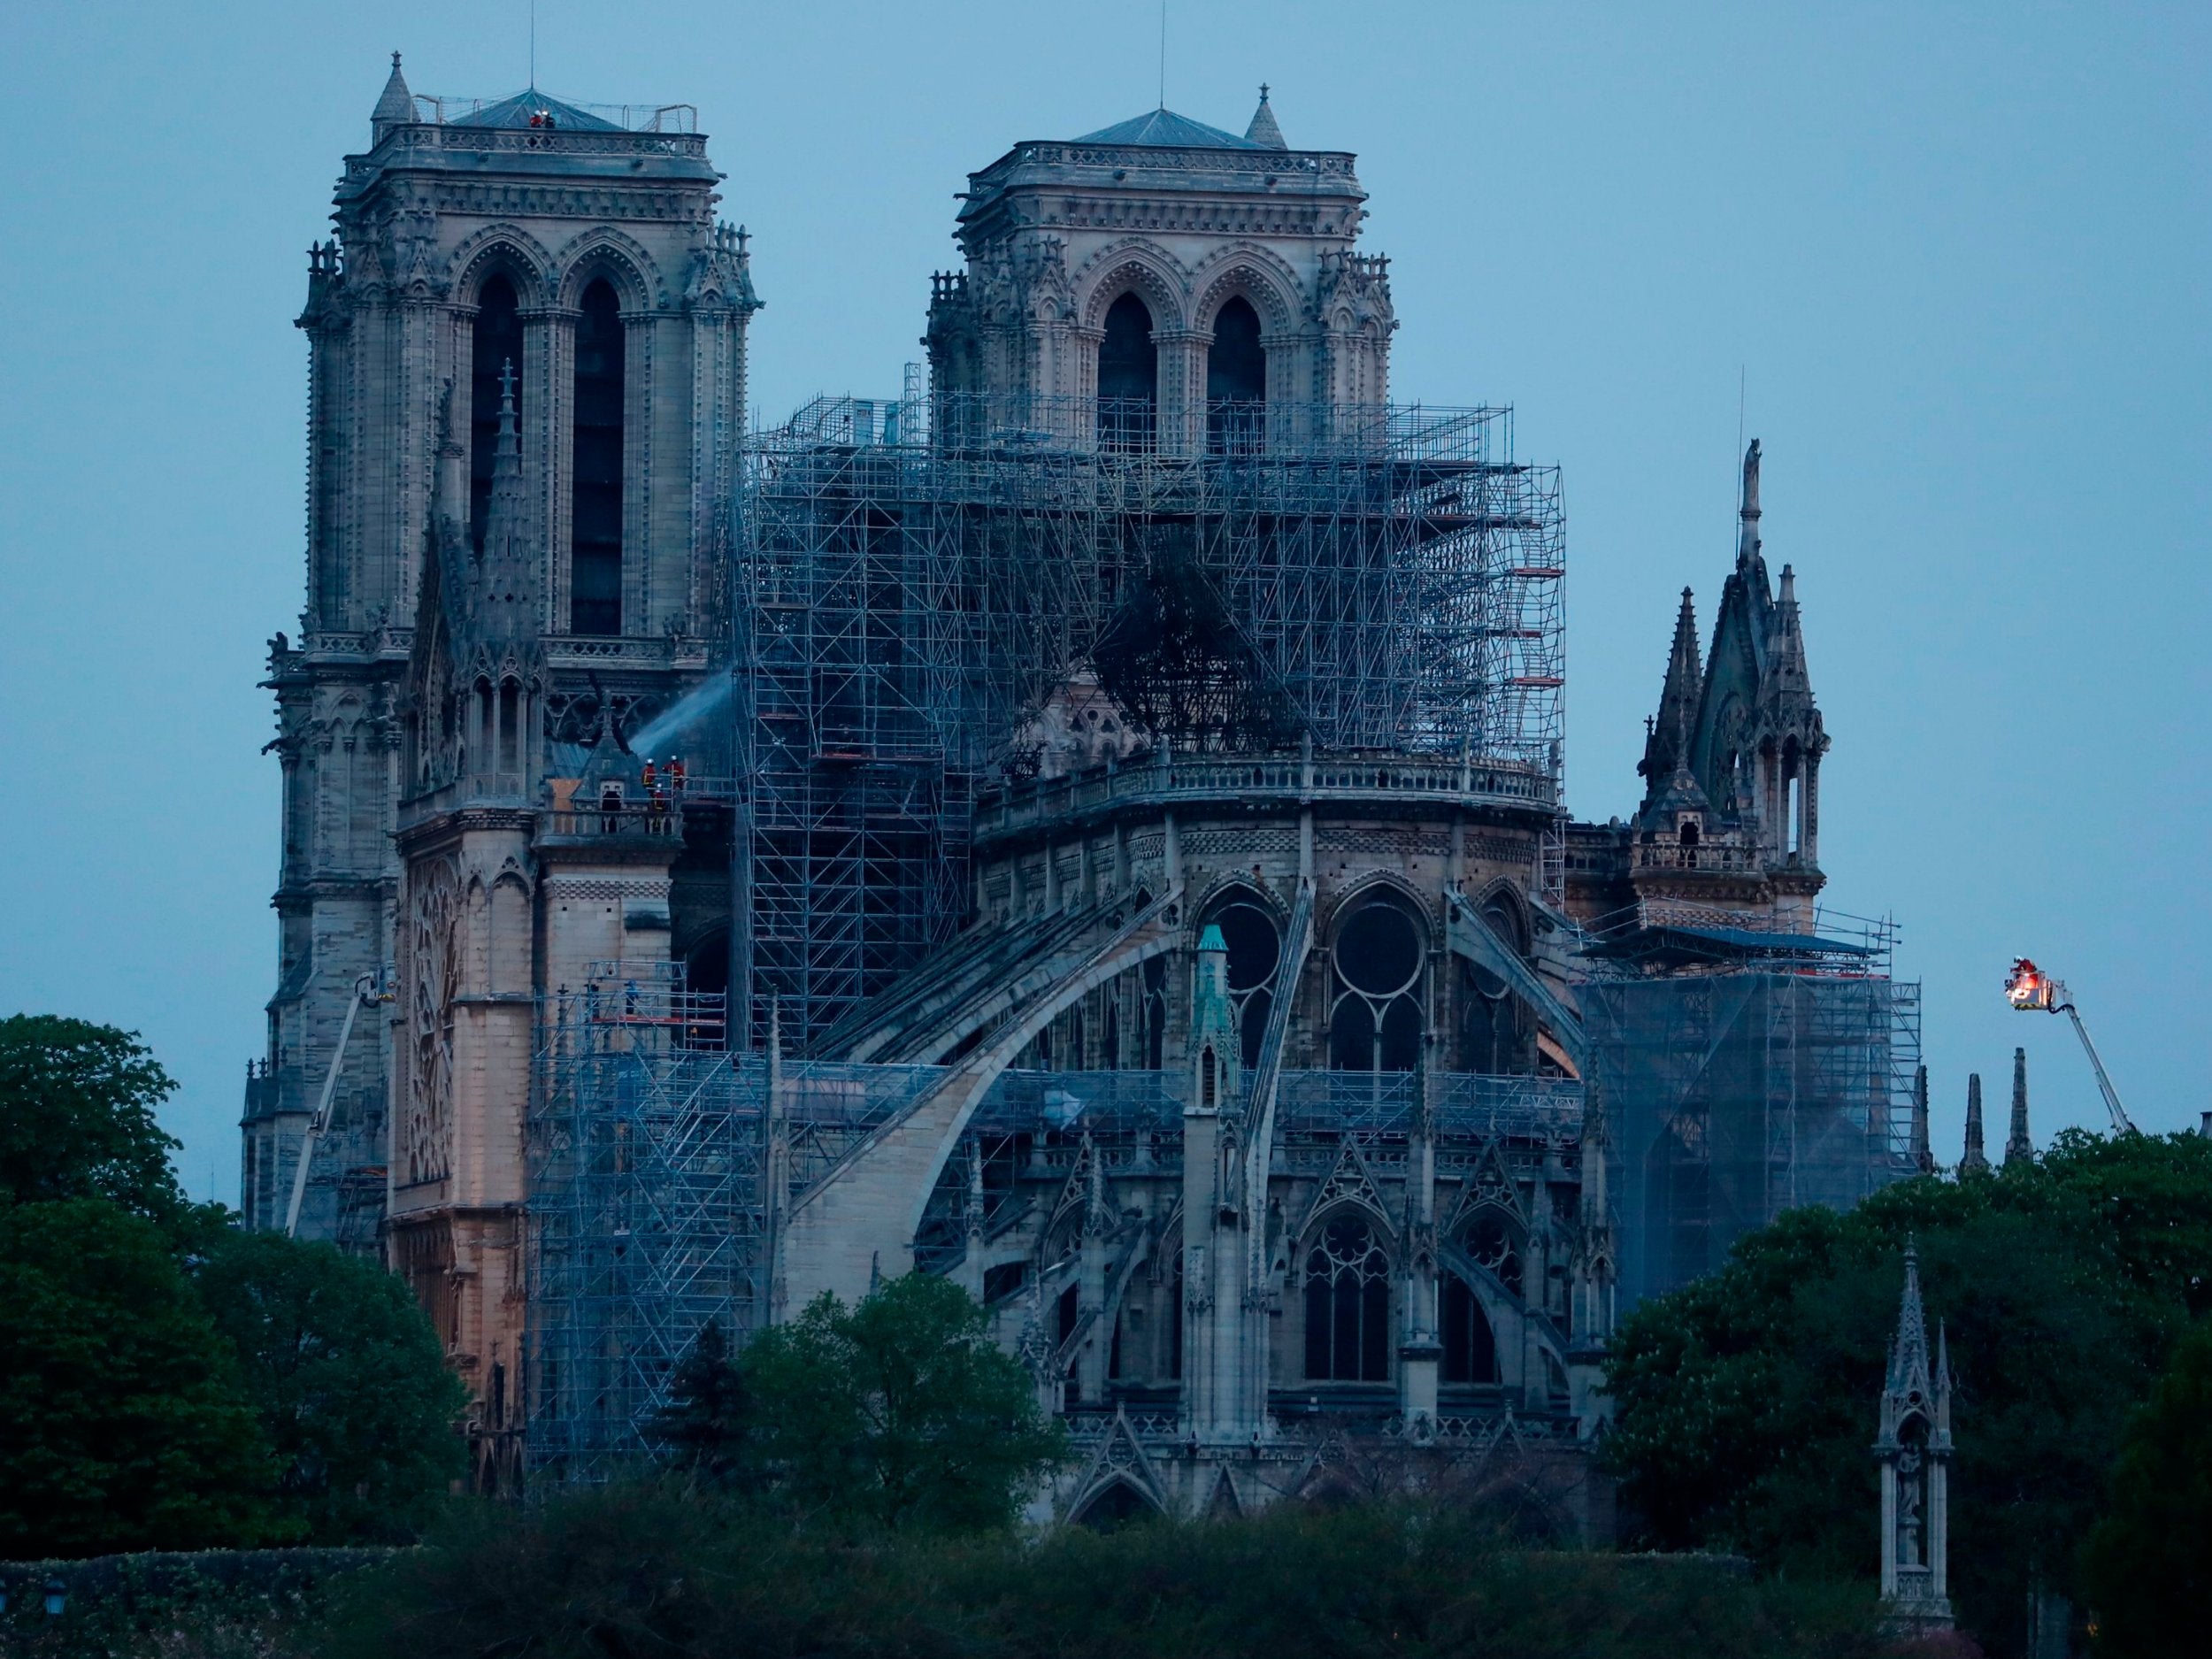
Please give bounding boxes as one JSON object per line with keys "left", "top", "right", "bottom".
{"left": 1206, "top": 296, "right": 1265, "bottom": 453}
{"left": 469, "top": 274, "right": 523, "bottom": 557}
{"left": 571, "top": 279, "right": 626, "bottom": 635}
{"left": 1098, "top": 291, "right": 1156, "bottom": 451}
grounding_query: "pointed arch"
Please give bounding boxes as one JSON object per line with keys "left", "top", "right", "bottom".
{"left": 554, "top": 227, "right": 664, "bottom": 311}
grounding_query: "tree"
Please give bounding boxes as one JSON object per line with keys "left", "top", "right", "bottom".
{"left": 743, "top": 1273, "right": 1065, "bottom": 1532}
{"left": 0, "top": 1200, "right": 281, "bottom": 1555}
{"left": 651, "top": 1319, "right": 756, "bottom": 1488}
{"left": 193, "top": 1229, "right": 466, "bottom": 1543}
{"left": 2080, "top": 1318, "right": 2212, "bottom": 1655}
{"left": 0, "top": 1015, "right": 186, "bottom": 1222}
{"left": 1601, "top": 1158, "right": 2186, "bottom": 1655}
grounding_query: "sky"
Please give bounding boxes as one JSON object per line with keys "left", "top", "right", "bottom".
{"left": 1, "top": 2, "right": 2206, "bottom": 1203}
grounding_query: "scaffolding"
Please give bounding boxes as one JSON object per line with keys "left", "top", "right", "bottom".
{"left": 1577, "top": 912, "right": 1920, "bottom": 1309}
{"left": 526, "top": 960, "right": 960, "bottom": 1481}
{"left": 526, "top": 963, "right": 762, "bottom": 1484}
{"left": 736, "top": 390, "right": 1565, "bottom": 1050}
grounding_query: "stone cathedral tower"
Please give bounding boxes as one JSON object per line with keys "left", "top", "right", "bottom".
{"left": 241, "top": 55, "right": 757, "bottom": 1264}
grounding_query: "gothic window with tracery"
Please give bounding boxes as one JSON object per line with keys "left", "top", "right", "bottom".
{"left": 1202, "top": 889, "right": 1281, "bottom": 1067}
{"left": 1464, "top": 1210, "right": 1524, "bottom": 1297}
{"left": 1328, "top": 900, "right": 1425, "bottom": 1072}
{"left": 1302, "top": 1213, "right": 1391, "bottom": 1381}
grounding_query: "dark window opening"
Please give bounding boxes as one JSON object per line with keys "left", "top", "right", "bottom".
{"left": 1075, "top": 1480, "right": 1155, "bottom": 1531}
{"left": 1207, "top": 296, "right": 1266, "bottom": 453}
{"left": 1337, "top": 904, "right": 1421, "bottom": 996}
{"left": 1678, "top": 819, "right": 1700, "bottom": 848}
{"left": 469, "top": 274, "right": 523, "bottom": 557}
{"left": 1206, "top": 894, "right": 1282, "bottom": 1068}
{"left": 1302, "top": 1213, "right": 1390, "bottom": 1382}
{"left": 983, "top": 1262, "right": 1027, "bottom": 1304}
{"left": 1440, "top": 1273, "right": 1498, "bottom": 1385}
{"left": 1057, "top": 1283, "right": 1079, "bottom": 1345}
{"left": 570, "top": 279, "right": 625, "bottom": 634}
{"left": 1329, "top": 902, "right": 1425, "bottom": 1073}
{"left": 1099, "top": 291, "right": 1156, "bottom": 450}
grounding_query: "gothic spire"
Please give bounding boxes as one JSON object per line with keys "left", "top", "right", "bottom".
{"left": 1245, "top": 84, "right": 1286, "bottom": 150}
{"left": 1961, "top": 1073, "right": 1989, "bottom": 1173}
{"left": 1886, "top": 1240, "right": 1933, "bottom": 1403}
{"left": 1763, "top": 564, "right": 1816, "bottom": 710}
{"left": 1639, "top": 587, "right": 1702, "bottom": 794}
{"left": 2005, "top": 1047, "right": 2034, "bottom": 1165}
{"left": 1911, "top": 1064, "right": 1935, "bottom": 1174}
{"left": 475, "top": 359, "right": 536, "bottom": 644}
{"left": 372, "top": 50, "right": 415, "bottom": 142}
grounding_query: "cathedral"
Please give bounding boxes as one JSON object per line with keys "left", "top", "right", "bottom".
{"left": 241, "top": 58, "right": 1914, "bottom": 1522}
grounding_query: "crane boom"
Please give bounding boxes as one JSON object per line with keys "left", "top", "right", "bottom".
{"left": 2062, "top": 1002, "right": 2134, "bottom": 1136}
{"left": 283, "top": 974, "right": 383, "bottom": 1237}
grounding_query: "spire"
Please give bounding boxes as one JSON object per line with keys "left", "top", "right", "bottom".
{"left": 1763, "top": 563, "right": 1815, "bottom": 706}
{"left": 1961, "top": 1074, "right": 1989, "bottom": 1173}
{"left": 1886, "top": 1240, "right": 1933, "bottom": 1402}
{"left": 372, "top": 51, "right": 415, "bottom": 142}
{"left": 474, "top": 359, "right": 536, "bottom": 643}
{"left": 1244, "top": 84, "right": 1286, "bottom": 149}
{"left": 2005, "top": 1047, "right": 2033, "bottom": 1165}
{"left": 1911, "top": 1064, "right": 1934, "bottom": 1174}
{"left": 1639, "top": 588, "right": 1702, "bottom": 794}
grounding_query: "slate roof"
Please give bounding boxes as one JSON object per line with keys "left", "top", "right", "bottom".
{"left": 449, "top": 88, "right": 623, "bottom": 132}
{"left": 1073, "top": 108, "right": 1267, "bottom": 150}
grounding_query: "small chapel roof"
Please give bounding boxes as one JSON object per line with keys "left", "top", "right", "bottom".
{"left": 449, "top": 88, "right": 623, "bottom": 132}
{"left": 1073, "top": 107, "right": 1268, "bottom": 150}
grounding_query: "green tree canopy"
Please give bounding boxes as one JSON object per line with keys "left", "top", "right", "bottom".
{"left": 193, "top": 1229, "right": 467, "bottom": 1543}
{"left": 0, "top": 1014, "right": 186, "bottom": 1222}
{"left": 650, "top": 1318, "right": 756, "bottom": 1489}
{"left": 2080, "top": 1317, "right": 2212, "bottom": 1656}
{"left": 0, "top": 1199, "right": 281, "bottom": 1555}
{"left": 686, "top": 1273, "right": 1064, "bottom": 1532}
{"left": 1601, "top": 1133, "right": 2212, "bottom": 1656}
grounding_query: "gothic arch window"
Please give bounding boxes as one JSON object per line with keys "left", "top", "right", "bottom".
{"left": 1142, "top": 955, "right": 1167, "bottom": 1070}
{"left": 1098, "top": 290, "right": 1157, "bottom": 451}
{"left": 1328, "top": 898, "right": 1425, "bottom": 1072}
{"left": 1201, "top": 888, "right": 1282, "bottom": 1067}
{"left": 1206, "top": 295, "right": 1266, "bottom": 454}
{"left": 469, "top": 273, "right": 524, "bottom": 557}
{"left": 1302, "top": 1211, "right": 1391, "bottom": 1381}
{"left": 1460, "top": 894, "right": 1533, "bottom": 1074}
{"left": 1463, "top": 1209, "right": 1524, "bottom": 1297}
{"left": 1440, "top": 1272, "right": 1498, "bottom": 1385}
{"left": 570, "top": 278, "right": 626, "bottom": 635}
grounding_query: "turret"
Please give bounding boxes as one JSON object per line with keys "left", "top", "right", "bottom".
{"left": 1961, "top": 1074, "right": 1990, "bottom": 1174}
{"left": 1638, "top": 588, "right": 1702, "bottom": 804}
{"left": 2005, "top": 1047, "right": 2033, "bottom": 1165}
{"left": 1244, "top": 85, "right": 1286, "bottom": 149}
{"left": 371, "top": 50, "right": 413, "bottom": 145}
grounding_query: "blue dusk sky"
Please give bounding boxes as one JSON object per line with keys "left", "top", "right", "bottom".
{"left": 1, "top": 2, "right": 2205, "bottom": 1201}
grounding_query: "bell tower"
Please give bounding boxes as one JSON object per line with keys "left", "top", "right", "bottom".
{"left": 245, "top": 53, "right": 758, "bottom": 1256}
{"left": 926, "top": 89, "right": 1394, "bottom": 448}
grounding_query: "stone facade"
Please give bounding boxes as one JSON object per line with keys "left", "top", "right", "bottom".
{"left": 248, "top": 67, "right": 1878, "bottom": 1530}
